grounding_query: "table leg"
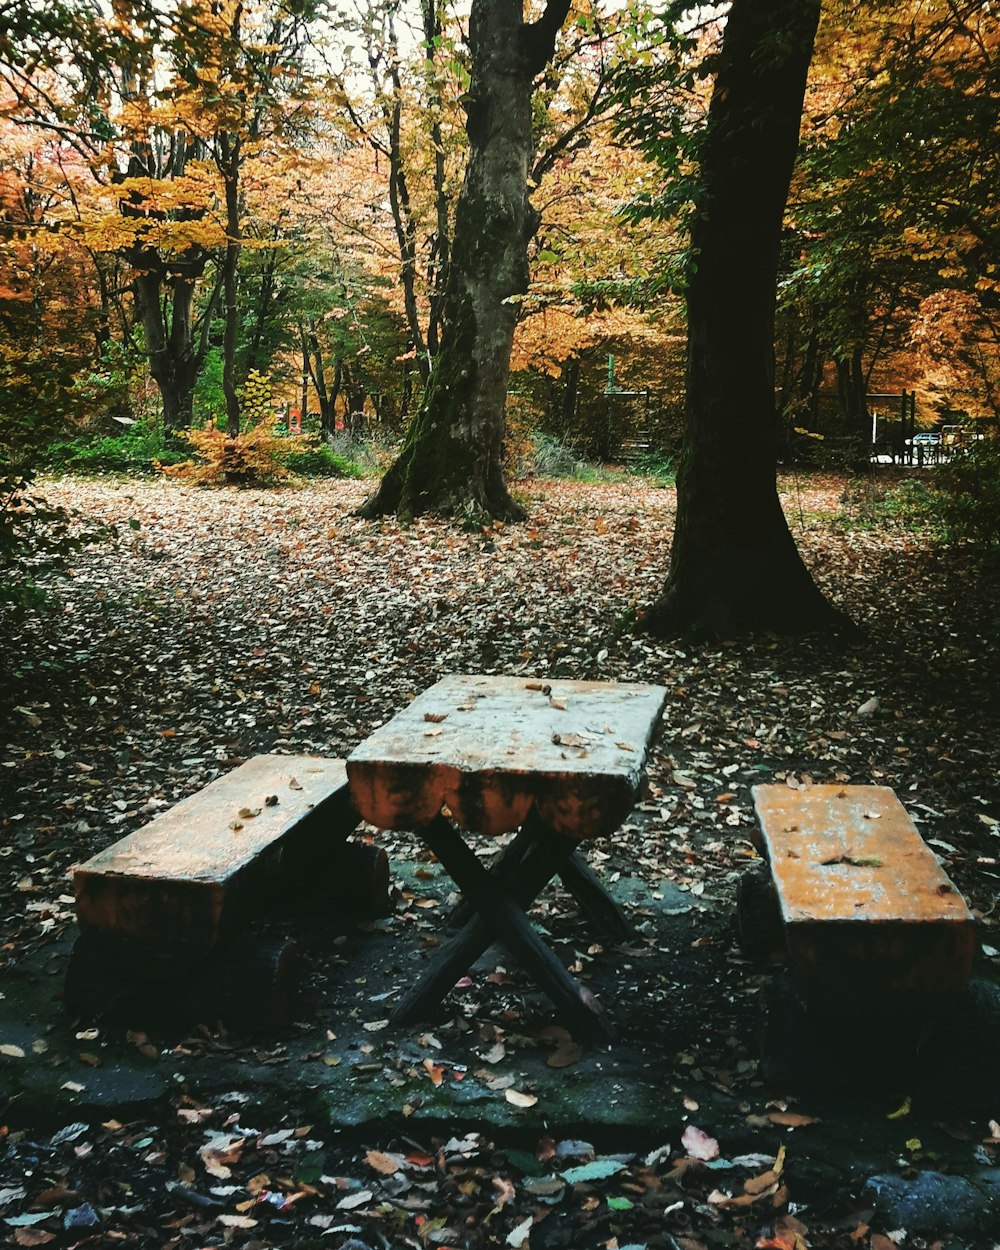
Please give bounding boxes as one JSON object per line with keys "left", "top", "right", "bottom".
{"left": 395, "top": 827, "right": 570, "bottom": 1025}
{"left": 447, "top": 823, "right": 536, "bottom": 930}
{"left": 395, "top": 815, "right": 612, "bottom": 1041}
{"left": 559, "top": 853, "right": 636, "bottom": 943}
{"left": 448, "top": 811, "right": 634, "bottom": 942}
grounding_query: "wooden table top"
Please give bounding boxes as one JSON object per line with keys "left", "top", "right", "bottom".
{"left": 347, "top": 675, "right": 667, "bottom": 839}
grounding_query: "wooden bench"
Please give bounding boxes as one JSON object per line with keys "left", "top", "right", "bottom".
{"left": 67, "top": 754, "right": 389, "bottom": 1023}
{"left": 739, "top": 784, "right": 976, "bottom": 1018}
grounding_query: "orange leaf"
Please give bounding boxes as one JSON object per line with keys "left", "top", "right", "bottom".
{"left": 422, "top": 1058, "right": 445, "bottom": 1086}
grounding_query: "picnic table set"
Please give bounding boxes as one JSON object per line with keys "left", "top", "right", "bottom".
{"left": 67, "top": 673, "right": 976, "bottom": 1035}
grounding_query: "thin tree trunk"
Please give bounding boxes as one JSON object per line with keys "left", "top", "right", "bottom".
{"left": 330, "top": 359, "right": 344, "bottom": 432}
{"left": 644, "top": 0, "right": 851, "bottom": 639}
{"left": 561, "top": 356, "right": 580, "bottom": 432}
{"left": 220, "top": 133, "right": 242, "bottom": 438}
{"left": 244, "top": 250, "right": 278, "bottom": 376}
{"left": 358, "top": 0, "right": 570, "bottom": 521}
{"left": 423, "top": 0, "right": 450, "bottom": 359}
{"left": 301, "top": 320, "right": 334, "bottom": 435}
{"left": 836, "top": 347, "right": 870, "bottom": 463}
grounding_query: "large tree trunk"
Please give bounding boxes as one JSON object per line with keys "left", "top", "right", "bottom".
{"left": 644, "top": 0, "right": 850, "bottom": 639}
{"left": 133, "top": 266, "right": 203, "bottom": 433}
{"left": 357, "top": 0, "right": 570, "bottom": 522}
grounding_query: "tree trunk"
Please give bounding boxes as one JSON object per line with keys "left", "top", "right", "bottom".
{"left": 643, "top": 0, "right": 851, "bottom": 639}
{"left": 560, "top": 356, "right": 580, "bottom": 433}
{"left": 133, "top": 266, "right": 202, "bottom": 433}
{"left": 423, "top": 0, "right": 450, "bottom": 361}
{"left": 220, "top": 134, "right": 242, "bottom": 438}
{"left": 301, "top": 320, "right": 334, "bottom": 435}
{"left": 357, "top": 0, "right": 570, "bottom": 522}
{"left": 836, "top": 347, "right": 871, "bottom": 459}
{"left": 244, "top": 249, "right": 278, "bottom": 377}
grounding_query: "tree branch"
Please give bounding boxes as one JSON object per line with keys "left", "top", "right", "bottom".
{"left": 520, "top": 0, "right": 572, "bottom": 78}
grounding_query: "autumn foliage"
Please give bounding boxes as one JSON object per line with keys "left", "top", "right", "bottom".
{"left": 165, "top": 425, "right": 316, "bottom": 487}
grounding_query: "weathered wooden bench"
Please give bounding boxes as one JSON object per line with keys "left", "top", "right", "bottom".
{"left": 66, "top": 754, "right": 390, "bottom": 1024}
{"left": 738, "top": 784, "right": 976, "bottom": 1018}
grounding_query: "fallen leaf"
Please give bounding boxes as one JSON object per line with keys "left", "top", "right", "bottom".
{"left": 0, "top": 1044, "right": 25, "bottom": 1058}
{"left": 744, "top": 1169, "right": 781, "bottom": 1195}
{"left": 546, "top": 1041, "right": 583, "bottom": 1068}
{"left": 14, "top": 1231, "right": 55, "bottom": 1247}
{"left": 681, "top": 1124, "right": 720, "bottom": 1160}
{"left": 560, "top": 1159, "right": 626, "bottom": 1184}
{"left": 422, "top": 1058, "right": 446, "bottom": 1086}
{"left": 336, "top": 1190, "right": 373, "bottom": 1210}
{"left": 505, "top": 1089, "right": 538, "bottom": 1109}
{"left": 365, "top": 1150, "right": 404, "bottom": 1175}
{"left": 506, "top": 1215, "right": 533, "bottom": 1247}
{"left": 767, "top": 1111, "right": 820, "bottom": 1128}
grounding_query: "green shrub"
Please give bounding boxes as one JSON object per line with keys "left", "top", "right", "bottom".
{"left": 43, "top": 422, "right": 188, "bottom": 474}
{"left": 0, "top": 472, "right": 106, "bottom": 620}
{"left": 528, "top": 432, "right": 582, "bottom": 477}
{"left": 283, "top": 444, "right": 366, "bottom": 478}
{"left": 838, "top": 476, "right": 942, "bottom": 535}
{"left": 630, "top": 450, "right": 675, "bottom": 485}
{"left": 936, "top": 439, "right": 1000, "bottom": 546}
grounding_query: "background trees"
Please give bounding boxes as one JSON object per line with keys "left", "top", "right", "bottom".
{"left": 0, "top": 0, "right": 998, "bottom": 623}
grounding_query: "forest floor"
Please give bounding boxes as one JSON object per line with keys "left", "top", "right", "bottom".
{"left": 2, "top": 471, "right": 1000, "bottom": 1250}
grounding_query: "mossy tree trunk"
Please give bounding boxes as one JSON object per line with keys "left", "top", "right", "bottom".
{"left": 358, "top": 0, "right": 570, "bottom": 522}
{"left": 644, "top": 0, "right": 852, "bottom": 638}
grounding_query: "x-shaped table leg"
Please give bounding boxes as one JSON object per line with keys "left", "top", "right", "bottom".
{"left": 448, "top": 819, "right": 635, "bottom": 943}
{"left": 392, "top": 813, "right": 613, "bottom": 1041}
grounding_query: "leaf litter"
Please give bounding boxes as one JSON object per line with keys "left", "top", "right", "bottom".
{"left": 0, "top": 474, "right": 999, "bottom": 1248}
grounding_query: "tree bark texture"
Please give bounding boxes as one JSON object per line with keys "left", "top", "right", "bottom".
{"left": 644, "top": 0, "right": 850, "bottom": 638}
{"left": 133, "top": 265, "right": 206, "bottom": 433}
{"left": 358, "top": 0, "right": 570, "bottom": 521}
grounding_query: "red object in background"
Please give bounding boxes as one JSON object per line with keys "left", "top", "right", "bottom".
{"left": 289, "top": 408, "right": 302, "bottom": 434}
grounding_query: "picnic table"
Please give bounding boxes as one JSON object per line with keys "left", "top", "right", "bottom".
{"left": 347, "top": 674, "right": 667, "bottom": 1039}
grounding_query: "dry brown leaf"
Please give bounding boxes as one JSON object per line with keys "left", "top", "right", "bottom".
{"left": 366, "top": 1149, "right": 404, "bottom": 1175}
{"left": 767, "top": 1111, "right": 820, "bottom": 1128}
{"left": 505, "top": 1088, "right": 538, "bottom": 1108}
{"left": 744, "top": 1169, "right": 780, "bottom": 1195}
{"left": 546, "top": 1041, "right": 583, "bottom": 1069}
{"left": 14, "top": 1231, "right": 55, "bottom": 1247}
